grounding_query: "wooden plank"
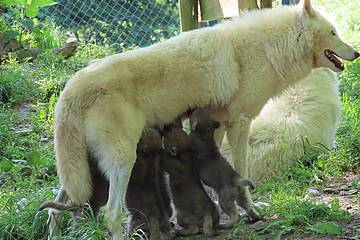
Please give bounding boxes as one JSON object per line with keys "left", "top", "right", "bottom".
{"left": 179, "top": 0, "right": 199, "bottom": 32}
{"left": 238, "top": 0, "right": 258, "bottom": 10}
{"left": 199, "top": 0, "right": 240, "bottom": 20}
{"left": 260, "top": 0, "right": 272, "bottom": 8}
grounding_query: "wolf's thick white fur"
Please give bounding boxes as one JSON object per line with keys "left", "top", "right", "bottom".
{"left": 54, "top": 0, "right": 357, "bottom": 237}
{"left": 222, "top": 68, "right": 341, "bottom": 182}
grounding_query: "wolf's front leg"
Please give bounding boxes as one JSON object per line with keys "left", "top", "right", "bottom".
{"left": 225, "top": 116, "right": 251, "bottom": 177}
{"left": 226, "top": 118, "right": 260, "bottom": 221}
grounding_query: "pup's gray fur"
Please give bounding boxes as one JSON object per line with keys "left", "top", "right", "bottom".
{"left": 125, "top": 128, "right": 172, "bottom": 240}
{"left": 162, "top": 124, "right": 219, "bottom": 236}
{"left": 190, "top": 110, "right": 259, "bottom": 224}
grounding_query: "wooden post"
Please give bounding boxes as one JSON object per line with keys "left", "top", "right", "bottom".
{"left": 260, "top": 0, "right": 272, "bottom": 8}
{"left": 179, "top": 0, "right": 199, "bottom": 32}
{"left": 282, "top": 0, "right": 300, "bottom": 5}
{"left": 238, "top": 0, "right": 258, "bottom": 10}
{"left": 199, "top": 0, "right": 236, "bottom": 20}
{"left": 178, "top": 0, "right": 269, "bottom": 33}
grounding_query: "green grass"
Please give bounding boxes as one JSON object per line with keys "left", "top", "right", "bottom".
{"left": 0, "top": 1, "right": 360, "bottom": 239}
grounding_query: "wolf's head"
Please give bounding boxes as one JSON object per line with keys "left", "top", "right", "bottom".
{"left": 300, "top": 0, "right": 359, "bottom": 72}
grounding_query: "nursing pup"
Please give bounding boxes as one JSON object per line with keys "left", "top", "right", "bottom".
{"left": 125, "top": 128, "right": 172, "bottom": 240}
{"left": 189, "top": 111, "right": 258, "bottom": 226}
{"left": 162, "top": 124, "right": 219, "bottom": 236}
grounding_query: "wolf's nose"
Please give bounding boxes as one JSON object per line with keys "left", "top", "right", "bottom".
{"left": 355, "top": 51, "right": 360, "bottom": 59}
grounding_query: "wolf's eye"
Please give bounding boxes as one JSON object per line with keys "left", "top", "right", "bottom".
{"left": 331, "top": 30, "right": 336, "bottom": 36}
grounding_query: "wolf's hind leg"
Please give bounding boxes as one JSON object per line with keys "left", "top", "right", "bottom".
{"left": 237, "top": 186, "right": 260, "bottom": 222}
{"left": 85, "top": 97, "right": 145, "bottom": 240}
{"left": 218, "top": 188, "right": 238, "bottom": 229}
{"left": 175, "top": 225, "right": 199, "bottom": 236}
{"left": 202, "top": 213, "right": 215, "bottom": 236}
{"left": 148, "top": 217, "right": 162, "bottom": 240}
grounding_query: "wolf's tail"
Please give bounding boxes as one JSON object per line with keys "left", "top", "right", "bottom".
{"left": 38, "top": 201, "right": 79, "bottom": 213}
{"left": 55, "top": 119, "right": 92, "bottom": 205}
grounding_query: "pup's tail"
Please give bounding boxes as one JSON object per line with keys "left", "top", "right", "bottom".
{"left": 234, "top": 178, "right": 256, "bottom": 190}
{"left": 55, "top": 119, "right": 92, "bottom": 205}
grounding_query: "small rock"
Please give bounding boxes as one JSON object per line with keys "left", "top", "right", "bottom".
{"left": 12, "top": 126, "right": 32, "bottom": 134}
{"left": 15, "top": 48, "right": 41, "bottom": 61}
{"left": 20, "top": 166, "right": 32, "bottom": 176}
{"left": 52, "top": 39, "right": 79, "bottom": 58}
{"left": 254, "top": 201, "right": 271, "bottom": 208}
{"left": 308, "top": 187, "right": 320, "bottom": 195}
{"left": 323, "top": 188, "right": 340, "bottom": 194}
{"left": 17, "top": 198, "right": 28, "bottom": 209}
{"left": 340, "top": 189, "right": 358, "bottom": 196}
{"left": 12, "top": 159, "right": 27, "bottom": 164}
{"left": 52, "top": 188, "right": 60, "bottom": 196}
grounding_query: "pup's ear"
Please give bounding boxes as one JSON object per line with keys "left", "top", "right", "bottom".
{"left": 141, "top": 144, "right": 150, "bottom": 153}
{"left": 212, "top": 121, "right": 221, "bottom": 129}
{"left": 170, "top": 147, "right": 177, "bottom": 156}
{"left": 300, "top": 0, "right": 313, "bottom": 17}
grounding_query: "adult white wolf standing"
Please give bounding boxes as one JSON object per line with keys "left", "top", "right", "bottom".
{"left": 53, "top": 0, "right": 358, "bottom": 238}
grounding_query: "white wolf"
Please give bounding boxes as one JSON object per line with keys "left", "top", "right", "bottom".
{"left": 52, "top": 0, "right": 358, "bottom": 238}
{"left": 221, "top": 68, "right": 341, "bottom": 182}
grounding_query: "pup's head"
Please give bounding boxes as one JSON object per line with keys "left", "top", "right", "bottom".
{"left": 299, "top": 0, "right": 359, "bottom": 72}
{"left": 137, "top": 128, "right": 162, "bottom": 154}
{"left": 163, "top": 126, "right": 192, "bottom": 158}
{"left": 190, "top": 109, "right": 220, "bottom": 140}
{"left": 191, "top": 120, "right": 220, "bottom": 141}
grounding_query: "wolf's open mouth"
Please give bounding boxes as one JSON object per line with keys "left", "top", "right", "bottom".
{"left": 324, "top": 49, "right": 344, "bottom": 70}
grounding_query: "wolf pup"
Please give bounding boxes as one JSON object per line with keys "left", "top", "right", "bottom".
{"left": 162, "top": 124, "right": 219, "bottom": 236}
{"left": 190, "top": 110, "right": 258, "bottom": 226}
{"left": 125, "top": 128, "right": 172, "bottom": 240}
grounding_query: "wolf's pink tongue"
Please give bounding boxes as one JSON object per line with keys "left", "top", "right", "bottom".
{"left": 325, "top": 49, "right": 344, "bottom": 70}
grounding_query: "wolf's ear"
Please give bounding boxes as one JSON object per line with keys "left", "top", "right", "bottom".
{"left": 169, "top": 147, "right": 177, "bottom": 156}
{"left": 301, "top": 0, "right": 313, "bottom": 17}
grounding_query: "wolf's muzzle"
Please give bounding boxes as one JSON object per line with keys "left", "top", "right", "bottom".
{"left": 354, "top": 51, "right": 360, "bottom": 60}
